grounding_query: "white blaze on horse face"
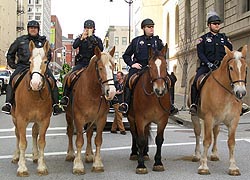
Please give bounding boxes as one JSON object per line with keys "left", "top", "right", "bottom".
{"left": 30, "top": 48, "right": 45, "bottom": 91}
{"left": 153, "top": 58, "right": 166, "bottom": 97}
{"left": 155, "top": 59, "right": 162, "bottom": 77}
{"left": 104, "top": 55, "right": 116, "bottom": 100}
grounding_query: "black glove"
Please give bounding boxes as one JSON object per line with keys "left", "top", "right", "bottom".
{"left": 207, "top": 62, "right": 217, "bottom": 70}
{"left": 88, "top": 36, "right": 98, "bottom": 45}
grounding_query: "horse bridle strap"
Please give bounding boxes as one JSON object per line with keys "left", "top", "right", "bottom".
{"left": 95, "top": 60, "right": 114, "bottom": 86}
{"left": 227, "top": 58, "right": 247, "bottom": 86}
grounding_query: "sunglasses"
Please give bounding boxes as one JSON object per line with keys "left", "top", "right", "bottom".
{"left": 146, "top": 26, "right": 154, "bottom": 28}
{"left": 211, "top": 23, "right": 220, "bottom": 25}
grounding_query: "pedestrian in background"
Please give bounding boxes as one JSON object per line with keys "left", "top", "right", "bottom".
{"left": 111, "top": 71, "right": 126, "bottom": 135}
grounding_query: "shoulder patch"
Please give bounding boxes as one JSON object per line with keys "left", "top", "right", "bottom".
{"left": 197, "top": 38, "right": 203, "bottom": 44}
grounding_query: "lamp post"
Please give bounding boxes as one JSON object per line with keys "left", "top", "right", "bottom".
{"left": 124, "top": 0, "right": 134, "bottom": 43}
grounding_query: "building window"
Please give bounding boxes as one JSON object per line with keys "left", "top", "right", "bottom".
{"left": 115, "top": 37, "right": 119, "bottom": 45}
{"left": 242, "top": 0, "right": 250, "bottom": 12}
{"left": 184, "top": 0, "right": 191, "bottom": 41}
{"left": 166, "top": 13, "right": 170, "bottom": 45}
{"left": 35, "top": 0, "right": 39, "bottom": 4}
{"left": 114, "top": 52, "right": 119, "bottom": 59}
{"left": 122, "top": 37, "right": 127, "bottom": 45}
{"left": 28, "top": 7, "right": 32, "bottom": 12}
{"left": 197, "top": 0, "right": 205, "bottom": 34}
{"left": 35, "top": 16, "right": 40, "bottom": 20}
{"left": 175, "top": 5, "right": 179, "bottom": 45}
{"left": 28, "top": 0, "right": 33, "bottom": 4}
{"left": 215, "top": 0, "right": 224, "bottom": 22}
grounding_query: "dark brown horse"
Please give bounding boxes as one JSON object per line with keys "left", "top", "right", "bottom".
{"left": 127, "top": 44, "right": 171, "bottom": 174}
{"left": 11, "top": 41, "right": 53, "bottom": 176}
{"left": 65, "top": 46, "right": 116, "bottom": 174}
{"left": 188, "top": 45, "right": 248, "bottom": 175}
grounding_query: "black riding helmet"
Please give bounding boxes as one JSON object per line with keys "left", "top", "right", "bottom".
{"left": 84, "top": 20, "right": 95, "bottom": 28}
{"left": 27, "top": 20, "right": 40, "bottom": 31}
{"left": 207, "top": 15, "right": 221, "bottom": 25}
{"left": 141, "top": 18, "right": 154, "bottom": 29}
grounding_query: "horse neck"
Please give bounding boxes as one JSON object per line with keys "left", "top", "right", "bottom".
{"left": 83, "top": 62, "right": 101, "bottom": 87}
{"left": 213, "top": 61, "right": 231, "bottom": 89}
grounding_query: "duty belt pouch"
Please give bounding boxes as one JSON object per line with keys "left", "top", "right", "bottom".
{"left": 75, "top": 53, "right": 83, "bottom": 64}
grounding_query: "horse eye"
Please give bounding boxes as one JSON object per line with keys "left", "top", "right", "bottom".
{"left": 44, "top": 61, "right": 48, "bottom": 64}
{"left": 229, "top": 66, "right": 233, "bottom": 71}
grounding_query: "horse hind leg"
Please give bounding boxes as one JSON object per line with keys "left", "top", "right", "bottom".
{"left": 191, "top": 115, "right": 201, "bottom": 162}
{"left": 85, "top": 124, "right": 94, "bottom": 163}
{"left": 65, "top": 112, "right": 75, "bottom": 162}
{"left": 12, "top": 127, "right": 20, "bottom": 164}
{"left": 32, "top": 123, "right": 39, "bottom": 163}
{"left": 210, "top": 125, "right": 220, "bottom": 161}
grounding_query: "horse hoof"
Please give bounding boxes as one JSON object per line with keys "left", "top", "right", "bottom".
{"left": 192, "top": 156, "right": 200, "bottom": 162}
{"left": 130, "top": 155, "right": 137, "bottom": 161}
{"left": 210, "top": 155, "right": 219, "bottom": 161}
{"left": 229, "top": 169, "right": 241, "bottom": 176}
{"left": 85, "top": 155, "right": 94, "bottom": 163}
{"left": 17, "top": 171, "right": 29, "bottom": 177}
{"left": 153, "top": 165, "right": 165, "bottom": 171}
{"left": 198, "top": 169, "right": 210, "bottom": 175}
{"left": 136, "top": 168, "right": 148, "bottom": 174}
{"left": 37, "top": 169, "right": 48, "bottom": 176}
{"left": 92, "top": 166, "right": 104, "bottom": 173}
{"left": 65, "top": 155, "right": 75, "bottom": 162}
{"left": 11, "top": 158, "right": 19, "bottom": 164}
{"left": 73, "top": 168, "right": 85, "bottom": 175}
{"left": 143, "top": 155, "right": 150, "bottom": 161}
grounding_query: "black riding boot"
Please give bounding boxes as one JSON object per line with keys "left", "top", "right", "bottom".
{"left": 190, "top": 85, "right": 198, "bottom": 115}
{"left": 52, "top": 86, "right": 62, "bottom": 116}
{"left": 1, "top": 84, "right": 14, "bottom": 115}
{"left": 60, "top": 85, "right": 70, "bottom": 107}
{"left": 118, "top": 87, "right": 131, "bottom": 114}
{"left": 169, "top": 92, "right": 178, "bottom": 116}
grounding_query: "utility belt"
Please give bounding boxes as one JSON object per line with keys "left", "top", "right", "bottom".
{"left": 75, "top": 54, "right": 89, "bottom": 64}
{"left": 200, "top": 60, "right": 220, "bottom": 67}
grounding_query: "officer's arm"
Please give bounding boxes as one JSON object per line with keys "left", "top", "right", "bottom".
{"left": 73, "top": 37, "right": 84, "bottom": 49}
{"left": 156, "top": 37, "right": 164, "bottom": 51}
{"left": 197, "top": 38, "right": 209, "bottom": 64}
{"left": 7, "top": 39, "right": 18, "bottom": 69}
{"left": 225, "top": 36, "right": 233, "bottom": 51}
{"left": 47, "top": 47, "right": 52, "bottom": 62}
{"left": 96, "top": 37, "right": 104, "bottom": 51}
{"left": 122, "top": 41, "right": 135, "bottom": 67}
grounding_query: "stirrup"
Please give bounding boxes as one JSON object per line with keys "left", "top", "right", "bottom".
{"left": 189, "top": 104, "right": 197, "bottom": 115}
{"left": 1, "top": 102, "right": 12, "bottom": 115}
{"left": 118, "top": 103, "right": 128, "bottom": 113}
{"left": 241, "top": 103, "right": 250, "bottom": 116}
{"left": 60, "top": 96, "right": 69, "bottom": 107}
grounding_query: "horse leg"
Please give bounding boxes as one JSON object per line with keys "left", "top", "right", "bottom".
{"left": 36, "top": 119, "right": 50, "bottom": 176}
{"left": 198, "top": 118, "right": 212, "bottom": 175}
{"left": 73, "top": 120, "right": 85, "bottom": 175}
{"left": 135, "top": 125, "right": 147, "bottom": 174}
{"left": 16, "top": 121, "right": 29, "bottom": 177}
{"left": 227, "top": 122, "right": 241, "bottom": 176}
{"left": 85, "top": 124, "right": 94, "bottom": 163}
{"left": 92, "top": 118, "right": 105, "bottom": 172}
{"left": 210, "top": 125, "right": 220, "bottom": 161}
{"left": 143, "top": 124, "right": 150, "bottom": 161}
{"left": 191, "top": 115, "right": 201, "bottom": 162}
{"left": 152, "top": 125, "right": 166, "bottom": 172}
{"left": 32, "top": 123, "right": 39, "bottom": 163}
{"left": 12, "top": 126, "right": 20, "bottom": 164}
{"left": 65, "top": 112, "right": 75, "bottom": 161}
{"left": 129, "top": 120, "right": 138, "bottom": 160}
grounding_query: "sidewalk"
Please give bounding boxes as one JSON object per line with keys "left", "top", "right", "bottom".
{"left": 170, "top": 93, "right": 250, "bottom": 127}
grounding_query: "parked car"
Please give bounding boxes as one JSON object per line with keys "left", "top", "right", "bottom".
{"left": 0, "top": 69, "right": 12, "bottom": 94}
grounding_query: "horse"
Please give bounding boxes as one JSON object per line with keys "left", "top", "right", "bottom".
{"left": 127, "top": 44, "right": 171, "bottom": 174}
{"left": 64, "top": 46, "right": 116, "bottom": 175}
{"left": 187, "top": 45, "right": 248, "bottom": 175}
{"left": 11, "top": 41, "right": 53, "bottom": 176}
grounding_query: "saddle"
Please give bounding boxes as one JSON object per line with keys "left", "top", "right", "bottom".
{"left": 196, "top": 71, "right": 212, "bottom": 91}
{"left": 65, "top": 68, "right": 86, "bottom": 88}
{"left": 128, "top": 67, "right": 148, "bottom": 90}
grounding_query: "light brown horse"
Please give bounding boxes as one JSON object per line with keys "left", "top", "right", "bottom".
{"left": 188, "top": 45, "right": 248, "bottom": 175}
{"left": 127, "top": 44, "right": 171, "bottom": 174}
{"left": 11, "top": 41, "right": 53, "bottom": 176}
{"left": 65, "top": 46, "right": 116, "bottom": 175}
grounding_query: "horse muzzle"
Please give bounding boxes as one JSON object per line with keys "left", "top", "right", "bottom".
{"left": 234, "top": 85, "right": 246, "bottom": 99}
{"left": 153, "top": 84, "right": 167, "bottom": 97}
{"left": 103, "top": 85, "right": 116, "bottom": 100}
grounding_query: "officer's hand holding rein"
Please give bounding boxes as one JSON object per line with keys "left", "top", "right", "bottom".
{"left": 132, "top": 63, "right": 142, "bottom": 69}
{"left": 207, "top": 62, "right": 217, "bottom": 70}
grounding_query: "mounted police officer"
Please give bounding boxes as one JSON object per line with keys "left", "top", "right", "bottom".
{"left": 60, "top": 19, "right": 104, "bottom": 106}
{"left": 118, "top": 18, "right": 178, "bottom": 115}
{"left": 190, "top": 12, "right": 240, "bottom": 115}
{"left": 1, "top": 20, "right": 62, "bottom": 115}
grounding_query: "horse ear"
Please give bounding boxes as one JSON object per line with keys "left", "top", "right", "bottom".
{"left": 94, "top": 46, "right": 101, "bottom": 58}
{"left": 224, "top": 46, "right": 233, "bottom": 58}
{"left": 241, "top": 45, "right": 247, "bottom": 58}
{"left": 43, "top": 41, "right": 50, "bottom": 55}
{"left": 29, "top": 40, "right": 35, "bottom": 53}
{"left": 109, "top": 46, "right": 115, "bottom": 57}
{"left": 160, "top": 43, "right": 168, "bottom": 56}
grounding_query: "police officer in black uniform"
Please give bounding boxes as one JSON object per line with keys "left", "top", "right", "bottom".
{"left": 189, "top": 14, "right": 233, "bottom": 115}
{"left": 60, "top": 19, "right": 104, "bottom": 106}
{"left": 1, "top": 20, "right": 62, "bottom": 115}
{"left": 118, "top": 18, "right": 178, "bottom": 115}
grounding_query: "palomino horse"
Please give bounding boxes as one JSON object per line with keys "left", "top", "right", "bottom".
{"left": 11, "top": 41, "right": 53, "bottom": 176}
{"left": 65, "top": 46, "right": 116, "bottom": 174}
{"left": 188, "top": 45, "right": 248, "bottom": 175}
{"left": 127, "top": 44, "right": 170, "bottom": 174}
